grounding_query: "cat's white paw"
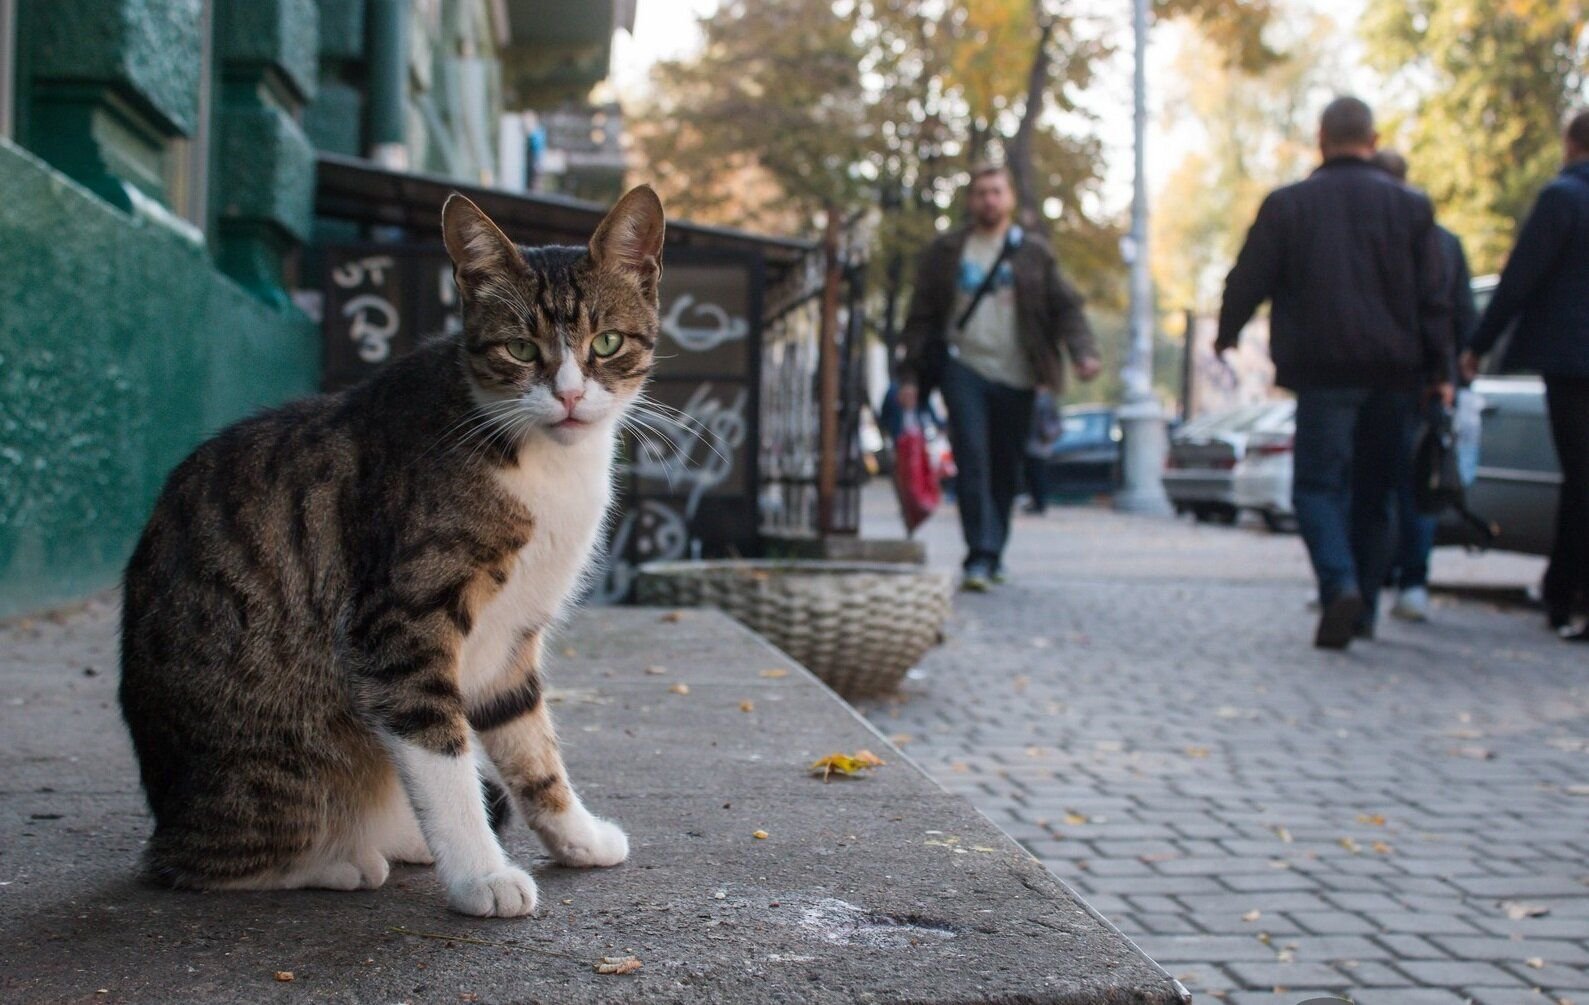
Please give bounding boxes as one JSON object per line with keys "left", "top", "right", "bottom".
{"left": 546, "top": 816, "right": 629, "bottom": 868}
{"left": 448, "top": 866, "right": 538, "bottom": 917}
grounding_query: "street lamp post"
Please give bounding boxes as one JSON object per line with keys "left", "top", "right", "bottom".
{"left": 1114, "top": 0, "right": 1173, "bottom": 515}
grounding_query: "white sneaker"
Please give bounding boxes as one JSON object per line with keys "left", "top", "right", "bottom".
{"left": 1392, "top": 586, "right": 1430, "bottom": 622}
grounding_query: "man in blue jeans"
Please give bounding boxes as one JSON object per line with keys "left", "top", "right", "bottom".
{"left": 1217, "top": 98, "right": 1454, "bottom": 648}
{"left": 1371, "top": 148, "right": 1480, "bottom": 623}
{"left": 897, "top": 165, "right": 1101, "bottom": 590}
{"left": 1461, "top": 110, "right": 1589, "bottom": 641}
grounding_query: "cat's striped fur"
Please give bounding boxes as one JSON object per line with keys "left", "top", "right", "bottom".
{"left": 118, "top": 187, "right": 665, "bottom": 916}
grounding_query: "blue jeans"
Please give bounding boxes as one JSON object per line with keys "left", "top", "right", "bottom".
{"left": 1292, "top": 388, "right": 1420, "bottom": 620}
{"left": 940, "top": 359, "right": 1035, "bottom": 571}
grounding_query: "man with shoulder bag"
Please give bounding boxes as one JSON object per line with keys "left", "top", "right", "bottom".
{"left": 896, "top": 164, "right": 1102, "bottom": 591}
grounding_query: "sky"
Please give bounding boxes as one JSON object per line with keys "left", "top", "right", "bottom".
{"left": 606, "top": 0, "right": 1369, "bottom": 219}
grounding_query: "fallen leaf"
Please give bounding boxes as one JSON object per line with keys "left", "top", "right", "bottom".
{"left": 752, "top": 830, "right": 769, "bottom": 839}
{"left": 669, "top": 683, "right": 690, "bottom": 695}
{"left": 1272, "top": 825, "right": 1293, "bottom": 844}
{"left": 1501, "top": 901, "right": 1551, "bottom": 920}
{"left": 1356, "top": 813, "right": 1387, "bottom": 826}
{"left": 1526, "top": 957, "right": 1545, "bottom": 969}
{"left": 1242, "top": 909, "right": 1262, "bottom": 922}
{"left": 1371, "top": 841, "right": 1393, "bottom": 855}
{"left": 1276, "top": 948, "right": 1295, "bottom": 963}
{"left": 810, "top": 751, "right": 886, "bottom": 781}
{"left": 594, "top": 956, "right": 643, "bottom": 975}
{"left": 739, "top": 700, "right": 755, "bottom": 713}
{"left": 660, "top": 611, "right": 689, "bottom": 623}
{"left": 1063, "top": 811, "right": 1089, "bottom": 826}
{"left": 758, "top": 668, "right": 789, "bottom": 679}
{"left": 889, "top": 732, "right": 913, "bottom": 746}
{"left": 275, "top": 972, "right": 295, "bottom": 983}
{"left": 1339, "top": 836, "right": 1362, "bottom": 854}
{"left": 1185, "top": 746, "right": 1211, "bottom": 759}
{"left": 645, "top": 665, "right": 667, "bottom": 675}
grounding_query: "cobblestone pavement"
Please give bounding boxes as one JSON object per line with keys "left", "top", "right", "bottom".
{"left": 858, "top": 489, "right": 1588, "bottom": 1005}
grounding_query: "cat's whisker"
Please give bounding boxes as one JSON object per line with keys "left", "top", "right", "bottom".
{"left": 626, "top": 403, "right": 733, "bottom": 470}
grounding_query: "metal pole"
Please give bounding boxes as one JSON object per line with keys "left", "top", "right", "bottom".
{"left": 1113, "top": 0, "right": 1172, "bottom": 514}
{"left": 816, "top": 205, "right": 843, "bottom": 535}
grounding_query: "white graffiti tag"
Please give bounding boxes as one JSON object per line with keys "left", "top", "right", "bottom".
{"left": 661, "top": 294, "right": 749, "bottom": 352}
{"left": 342, "top": 293, "right": 399, "bottom": 363}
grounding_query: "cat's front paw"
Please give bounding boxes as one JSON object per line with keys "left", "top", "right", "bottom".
{"left": 448, "top": 865, "right": 538, "bottom": 917}
{"left": 547, "top": 816, "right": 629, "bottom": 868}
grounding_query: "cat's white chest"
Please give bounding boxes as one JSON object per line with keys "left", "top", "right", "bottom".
{"left": 457, "top": 432, "right": 614, "bottom": 699}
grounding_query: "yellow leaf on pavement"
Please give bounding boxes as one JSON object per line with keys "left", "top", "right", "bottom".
{"left": 594, "top": 956, "right": 643, "bottom": 975}
{"left": 810, "top": 750, "right": 887, "bottom": 781}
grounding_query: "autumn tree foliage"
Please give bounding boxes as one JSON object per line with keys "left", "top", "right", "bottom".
{"left": 1361, "top": 0, "right": 1588, "bottom": 275}
{"left": 632, "top": 0, "right": 1120, "bottom": 302}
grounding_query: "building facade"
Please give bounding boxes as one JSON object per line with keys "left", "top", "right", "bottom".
{"left": 0, "top": 0, "right": 634, "bottom": 616}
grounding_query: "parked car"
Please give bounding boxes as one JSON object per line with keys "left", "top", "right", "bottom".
{"left": 1032, "top": 406, "right": 1121, "bottom": 499}
{"left": 1164, "top": 401, "right": 1291, "bottom": 523}
{"left": 1437, "top": 276, "right": 1560, "bottom": 556}
{"left": 1232, "top": 400, "right": 1297, "bottom": 531}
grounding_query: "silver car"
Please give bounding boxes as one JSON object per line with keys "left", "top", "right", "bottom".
{"left": 1449, "top": 277, "right": 1561, "bottom": 556}
{"left": 1164, "top": 401, "right": 1294, "bottom": 524}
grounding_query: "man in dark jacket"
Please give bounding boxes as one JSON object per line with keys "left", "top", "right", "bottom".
{"left": 897, "top": 164, "right": 1101, "bottom": 590}
{"left": 1217, "top": 98, "right": 1453, "bottom": 649}
{"left": 1461, "top": 110, "right": 1589, "bottom": 640}
{"left": 1372, "top": 148, "right": 1479, "bottom": 623}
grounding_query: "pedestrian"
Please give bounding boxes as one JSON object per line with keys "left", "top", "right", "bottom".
{"left": 896, "top": 163, "right": 1102, "bottom": 591}
{"left": 1460, "top": 109, "right": 1589, "bottom": 642}
{"left": 1371, "top": 148, "right": 1480, "bottom": 623}
{"left": 1216, "top": 98, "right": 1454, "bottom": 649}
{"left": 1022, "top": 389, "right": 1064, "bottom": 516}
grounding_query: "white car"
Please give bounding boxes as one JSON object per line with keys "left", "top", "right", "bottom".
{"left": 1232, "top": 400, "right": 1297, "bottom": 531}
{"left": 1164, "top": 401, "right": 1293, "bottom": 523}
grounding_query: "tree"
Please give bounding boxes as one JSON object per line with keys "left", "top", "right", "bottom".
{"left": 1151, "top": 13, "right": 1344, "bottom": 313}
{"left": 1361, "top": 0, "right": 1588, "bottom": 274}
{"left": 633, "top": 0, "right": 1118, "bottom": 304}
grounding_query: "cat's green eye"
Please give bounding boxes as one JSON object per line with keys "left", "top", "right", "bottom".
{"left": 505, "top": 339, "right": 540, "bottom": 363}
{"left": 592, "top": 331, "right": 625, "bottom": 358}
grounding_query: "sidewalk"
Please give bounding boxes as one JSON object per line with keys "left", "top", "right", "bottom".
{"left": 859, "top": 486, "right": 1588, "bottom": 1005}
{"left": 0, "top": 600, "right": 1185, "bottom": 1004}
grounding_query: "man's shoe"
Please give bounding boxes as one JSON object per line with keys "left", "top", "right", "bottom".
{"left": 961, "top": 564, "right": 992, "bottom": 592}
{"left": 1315, "top": 592, "right": 1365, "bottom": 650}
{"left": 1391, "top": 587, "right": 1430, "bottom": 622}
{"left": 989, "top": 567, "right": 1009, "bottom": 585}
{"left": 1559, "top": 623, "right": 1589, "bottom": 643}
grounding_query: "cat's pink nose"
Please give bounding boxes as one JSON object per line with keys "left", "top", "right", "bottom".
{"left": 557, "top": 388, "right": 584, "bottom": 413}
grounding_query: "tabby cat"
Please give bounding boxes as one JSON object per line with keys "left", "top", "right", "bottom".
{"left": 118, "top": 186, "right": 666, "bottom": 917}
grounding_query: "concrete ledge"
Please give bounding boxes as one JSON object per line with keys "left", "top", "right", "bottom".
{"left": 0, "top": 599, "right": 1186, "bottom": 1004}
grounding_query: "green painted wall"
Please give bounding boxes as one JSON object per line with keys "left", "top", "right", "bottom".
{"left": 0, "top": 141, "right": 319, "bottom": 618}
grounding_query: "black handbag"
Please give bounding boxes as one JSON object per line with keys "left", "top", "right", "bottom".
{"left": 1413, "top": 403, "right": 1497, "bottom": 546}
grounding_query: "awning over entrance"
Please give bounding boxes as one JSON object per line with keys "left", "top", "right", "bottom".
{"left": 313, "top": 153, "right": 816, "bottom": 283}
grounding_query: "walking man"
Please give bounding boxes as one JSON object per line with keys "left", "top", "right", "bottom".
{"left": 897, "top": 164, "right": 1101, "bottom": 590}
{"left": 1217, "top": 98, "right": 1454, "bottom": 648}
{"left": 1461, "top": 110, "right": 1589, "bottom": 641}
{"left": 1372, "top": 148, "right": 1480, "bottom": 623}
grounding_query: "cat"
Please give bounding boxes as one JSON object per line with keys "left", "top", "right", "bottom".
{"left": 118, "top": 185, "right": 665, "bottom": 917}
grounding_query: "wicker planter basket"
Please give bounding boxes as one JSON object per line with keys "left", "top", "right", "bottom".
{"left": 634, "top": 560, "right": 953, "bottom": 698}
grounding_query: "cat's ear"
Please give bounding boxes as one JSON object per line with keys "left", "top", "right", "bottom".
{"left": 589, "top": 185, "right": 665, "bottom": 301}
{"left": 442, "top": 194, "right": 520, "bottom": 299}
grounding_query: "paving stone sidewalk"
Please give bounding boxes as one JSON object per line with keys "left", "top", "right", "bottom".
{"left": 859, "top": 490, "right": 1589, "bottom": 1005}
